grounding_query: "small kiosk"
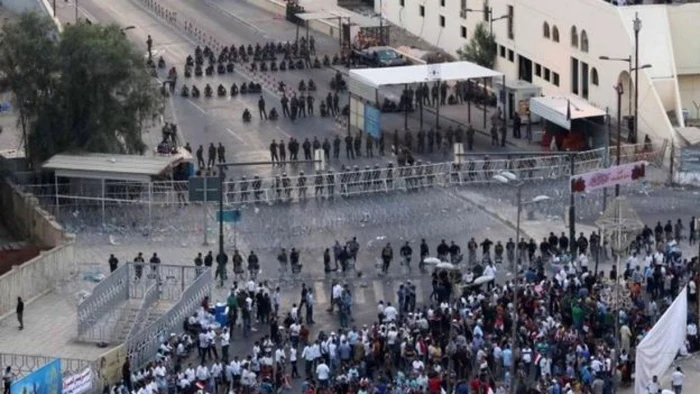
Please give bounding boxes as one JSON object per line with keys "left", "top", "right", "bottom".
{"left": 494, "top": 79, "right": 542, "bottom": 123}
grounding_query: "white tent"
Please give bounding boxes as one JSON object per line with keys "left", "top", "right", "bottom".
{"left": 349, "top": 61, "right": 502, "bottom": 88}
{"left": 529, "top": 95, "right": 606, "bottom": 130}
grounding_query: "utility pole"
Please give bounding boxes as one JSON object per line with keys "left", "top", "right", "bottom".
{"left": 633, "top": 13, "right": 641, "bottom": 144}
{"left": 615, "top": 83, "right": 624, "bottom": 197}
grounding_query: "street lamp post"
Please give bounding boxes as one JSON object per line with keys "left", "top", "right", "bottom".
{"left": 493, "top": 171, "right": 551, "bottom": 394}
{"left": 633, "top": 13, "right": 641, "bottom": 144}
{"left": 615, "top": 83, "right": 623, "bottom": 197}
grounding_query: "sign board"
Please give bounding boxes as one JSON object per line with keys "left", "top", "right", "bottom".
{"left": 63, "top": 367, "right": 93, "bottom": 394}
{"left": 364, "top": 104, "right": 381, "bottom": 139}
{"left": 11, "top": 358, "right": 62, "bottom": 394}
{"left": 427, "top": 63, "right": 442, "bottom": 81}
{"left": 188, "top": 176, "right": 221, "bottom": 202}
{"left": 217, "top": 209, "right": 241, "bottom": 223}
{"left": 570, "top": 161, "right": 646, "bottom": 193}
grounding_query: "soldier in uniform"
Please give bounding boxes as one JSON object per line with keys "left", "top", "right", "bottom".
{"left": 298, "top": 93, "right": 306, "bottom": 117}
{"left": 252, "top": 175, "right": 262, "bottom": 201}
{"left": 427, "top": 128, "right": 435, "bottom": 153}
{"left": 314, "top": 172, "right": 324, "bottom": 197}
{"left": 279, "top": 139, "right": 287, "bottom": 163}
{"left": 297, "top": 171, "right": 307, "bottom": 200}
{"left": 365, "top": 134, "right": 374, "bottom": 157}
{"left": 333, "top": 135, "right": 341, "bottom": 159}
{"left": 354, "top": 132, "right": 362, "bottom": 158}
{"left": 322, "top": 138, "right": 331, "bottom": 160}
{"left": 282, "top": 173, "right": 292, "bottom": 199}
{"left": 239, "top": 176, "right": 249, "bottom": 202}
{"left": 326, "top": 170, "right": 335, "bottom": 196}
{"left": 345, "top": 133, "right": 354, "bottom": 159}
{"left": 302, "top": 138, "right": 312, "bottom": 160}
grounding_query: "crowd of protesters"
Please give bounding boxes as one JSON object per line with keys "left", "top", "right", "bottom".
{"left": 100, "top": 216, "right": 700, "bottom": 394}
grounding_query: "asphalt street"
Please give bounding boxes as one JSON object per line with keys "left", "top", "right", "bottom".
{"left": 63, "top": 0, "right": 514, "bottom": 182}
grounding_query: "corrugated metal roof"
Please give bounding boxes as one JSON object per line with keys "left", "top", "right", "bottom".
{"left": 42, "top": 153, "right": 177, "bottom": 178}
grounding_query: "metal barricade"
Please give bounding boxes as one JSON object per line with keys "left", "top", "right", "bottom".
{"left": 125, "top": 267, "right": 212, "bottom": 368}
{"left": 125, "top": 279, "right": 161, "bottom": 341}
{"left": 77, "top": 265, "right": 130, "bottom": 340}
{"left": 0, "top": 353, "right": 99, "bottom": 388}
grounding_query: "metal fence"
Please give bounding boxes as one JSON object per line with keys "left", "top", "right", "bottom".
{"left": 0, "top": 353, "right": 99, "bottom": 387}
{"left": 17, "top": 142, "right": 666, "bottom": 214}
{"left": 126, "top": 279, "right": 160, "bottom": 341}
{"left": 77, "top": 264, "right": 130, "bottom": 341}
{"left": 125, "top": 267, "right": 212, "bottom": 368}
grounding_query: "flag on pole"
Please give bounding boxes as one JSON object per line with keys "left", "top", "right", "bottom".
{"left": 566, "top": 99, "right": 571, "bottom": 121}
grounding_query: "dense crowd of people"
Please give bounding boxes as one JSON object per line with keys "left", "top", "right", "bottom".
{"left": 98, "top": 216, "right": 700, "bottom": 394}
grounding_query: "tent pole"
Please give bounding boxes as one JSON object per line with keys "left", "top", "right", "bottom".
{"left": 483, "top": 77, "right": 487, "bottom": 129}
{"left": 467, "top": 80, "right": 472, "bottom": 123}
{"left": 148, "top": 181, "right": 153, "bottom": 237}
{"left": 101, "top": 178, "right": 105, "bottom": 227}
{"left": 404, "top": 84, "right": 408, "bottom": 131}
{"left": 54, "top": 174, "right": 60, "bottom": 218}
{"left": 435, "top": 80, "right": 440, "bottom": 130}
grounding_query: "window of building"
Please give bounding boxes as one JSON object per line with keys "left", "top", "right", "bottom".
{"left": 439, "top": 15, "right": 445, "bottom": 27}
{"left": 581, "top": 30, "right": 589, "bottom": 53}
{"left": 500, "top": 45, "right": 506, "bottom": 58}
{"left": 461, "top": 26, "right": 467, "bottom": 38}
{"left": 535, "top": 64, "right": 542, "bottom": 77}
{"left": 553, "top": 72, "right": 560, "bottom": 86}
{"left": 591, "top": 67, "right": 599, "bottom": 86}
{"left": 571, "top": 26, "right": 578, "bottom": 48}
{"left": 552, "top": 26, "right": 559, "bottom": 42}
{"left": 544, "top": 68, "right": 551, "bottom": 82}
{"left": 507, "top": 49, "right": 514, "bottom": 62}
{"left": 419, "top": 5, "right": 425, "bottom": 17}
{"left": 581, "top": 62, "right": 589, "bottom": 99}
{"left": 571, "top": 58, "right": 579, "bottom": 95}
{"left": 440, "top": 0, "right": 445, "bottom": 7}
{"left": 543, "top": 22, "right": 550, "bottom": 39}
{"left": 507, "top": 5, "right": 514, "bottom": 40}
{"left": 400, "top": 0, "right": 405, "bottom": 6}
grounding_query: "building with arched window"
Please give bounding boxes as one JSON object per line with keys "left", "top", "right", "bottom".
{"left": 376, "top": 0, "right": 700, "bottom": 146}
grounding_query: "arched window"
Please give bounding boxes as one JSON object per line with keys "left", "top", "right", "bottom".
{"left": 571, "top": 26, "right": 578, "bottom": 48}
{"left": 581, "top": 30, "right": 589, "bottom": 53}
{"left": 543, "top": 22, "right": 550, "bottom": 39}
{"left": 552, "top": 26, "right": 560, "bottom": 42}
{"left": 591, "top": 67, "right": 599, "bottom": 86}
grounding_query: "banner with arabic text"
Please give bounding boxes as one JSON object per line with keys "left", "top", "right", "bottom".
{"left": 570, "top": 161, "right": 646, "bottom": 193}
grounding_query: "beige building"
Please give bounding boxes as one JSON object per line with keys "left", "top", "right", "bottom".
{"left": 376, "top": 0, "right": 700, "bottom": 144}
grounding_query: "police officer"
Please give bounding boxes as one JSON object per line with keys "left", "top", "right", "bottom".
{"left": 307, "top": 95, "right": 314, "bottom": 116}
{"left": 108, "top": 254, "right": 119, "bottom": 273}
{"left": 344, "top": 133, "right": 354, "bottom": 159}
{"left": 270, "top": 140, "right": 279, "bottom": 163}
{"left": 353, "top": 132, "right": 362, "bottom": 158}
{"left": 217, "top": 142, "right": 226, "bottom": 164}
{"left": 196, "top": 145, "right": 205, "bottom": 168}
{"left": 258, "top": 96, "right": 267, "bottom": 120}
{"left": 281, "top": 94, "right": 290, "bottom": 118}
{"left": 279, "top": 139, "right": 287, "bottom": 163}
{"left": 298, "top": 93, "right": 306, "bottom": 117}
{"left": 207, "top": 143, "right": 216, "bottom": 168}
{"left": 333, "top": 135, "right": 341, "bottom": 159}
{"left": 366, "top": 134, "right": 374, "bottom": 157}
{"left": 302, "top": 138, "right": 312, "bottom": 160}
{"left": 322, "top": 138, "right": 331, "bottom": 161}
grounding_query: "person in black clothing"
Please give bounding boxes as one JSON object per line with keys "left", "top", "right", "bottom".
{"left": 302, "top": 138, "right": 312, "bottom": 160}
{"left": 16, "top": 297, "right": 23, "bottom": 330}
{"left": 281, "top": 94, "right": 290, "bottom": 118}
{"left": 196, "top": 145, "right": 205, "bottom": 169}
{"left": 307, "top": 95, "right": 314, "bottom": 116}
{"left": 480, "top": 238, "right": 493, "bottom": 260}
{"left": 204, "top": 251, "right": 214, "bottom": 268}
{"left": 146, "top": 35, "right": 153, "bottom": 60}
{"left": 691, "top": 216, "right": 697, "bottom": 245}
{"left": 448, "top": 241, "right": 461, "bottom": 264}
{"left": 194, "top": 252, "right": 204, "bottom": 276}
{"left": 505, "top": 238, "right": 515, "bottom": 264}
{"left": 333, "top": 136, "right": 341, "bottom": 159}
{"left": 333, "top": 92, "right": 340, "bottom": 114}
{"left": 279, "top": 139, "right": 287, "bottom": 163}
{"left": 436, "top": 240, "right": 449, "bottom": 261}
{"left": 322, "top": 138, "right": 331, "bottom": 161}
{"left": 539, "top": 238, "right": 551, "bottom": 260}
{"left": 134, "top": 252, "right": 145, "bottom": 281}
{"left": 270, "top": 140, "right": 279, "bottom": 163}
{"left": 654, "top": 221, "right": 664, "bottom": 242}
{"left": 577, "top": 233, "right": 589, "bottom": 255}
{"left": 344, "top": 133, "right": 354, "bottom": 159}
{"left": 326, "top": 93, "right": 334, "bottom": 116}
{"left": 207, "top": 143, "right": 216, "bottom": 168}
{"left": 258, "top": 96, "right": 267, "bottom": 120}
{"left": 513, "top": 114, "right": 521, "bottom": 138}
{"left": 664, "top": 220, "right": 673, "bottom": 242}
{"left": 548, "top": 232, "right": 559, "bottom": 253}
{"left": 558, "top": 232, "right": 569, "bottom": 252}
{"left": 527, "top": 239, "right": 537, "bottom": 262}
{"left": 217, "top": 142, "right": 226, "bottom": 164}
{"left": 108, "top": 254, "right": 119, "bottom": 273}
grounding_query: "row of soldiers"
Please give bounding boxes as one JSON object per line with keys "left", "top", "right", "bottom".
{"left": 267, "top": 124, "right": 480, "bottom": 166}
{"left": 277, "top": 91, "right": 340, "bottom": 120}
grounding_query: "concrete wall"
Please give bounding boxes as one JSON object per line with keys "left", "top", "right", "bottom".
{"left": 0, "top": 241, "right": 76, "bottom": 318}
{"left": 243, "top": 0, "right": 340, "bottom": 40}
{"left": 0, "top": 179, "right": 67, "bottom": 248}
{"left": 679, "top": 75, "right": 700, "bottom": 119}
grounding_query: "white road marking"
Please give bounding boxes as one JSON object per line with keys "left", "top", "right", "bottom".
{"left": 226, "top": 128, "right": 247, "bottom": 145}
{"left": 353, "top": 283, "right": 366, "bottom": 305}
{"left": 314, "top": 282, "right": 327, "bottom": 305}
{"left": 187, "top": 100, "right": 207, "bottom": 114}
{"left": 203, "top": 0, "right": 266, "bottom": 37}
{"left": 275, "top": 126, "right": 291, "bottom": 138}
{"left": 373, "top": 280, "right": 386, "bottom": 304}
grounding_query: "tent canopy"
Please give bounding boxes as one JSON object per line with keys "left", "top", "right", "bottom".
{"left": 530, "top": 95, "right": 605, "bottom": 130}
{"left": 349, "top": 61, "right": 502, "bottom": 88}
{"left": 43, "top": 152, "right": 189, "bottom": 182}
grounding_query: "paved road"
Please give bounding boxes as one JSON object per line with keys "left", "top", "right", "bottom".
{"left": 59, "top": 0, "right": 523, "bottom": 182}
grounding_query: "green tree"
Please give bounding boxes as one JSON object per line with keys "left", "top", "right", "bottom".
{"left": 0, "top": 14, "right": 159, "bottom": 167}
{"left": 456, "top": 22, "right": 497, "bottom": 70}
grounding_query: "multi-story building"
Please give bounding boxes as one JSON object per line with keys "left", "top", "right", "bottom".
{"left": 377, "top": 0, "right": 700, "bottom": 144}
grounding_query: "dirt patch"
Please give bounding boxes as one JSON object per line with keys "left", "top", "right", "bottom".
{"left": 0, "top": 246, "right": 42, "bottom": 275}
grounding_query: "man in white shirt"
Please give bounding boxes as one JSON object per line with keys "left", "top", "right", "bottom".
{"left": 316, "top": 361, "right": 330, "bottom": 387}
{"left": 220, "top": 327, "right": 230, "bottom": 364}
{"left": 383, "top": 302, "right": 397, "bottom": 322}
{"left": 646, "top": 375, "right": 659, "bottom": 394}
{"left": 289, "top": 346, "right": 299, "bottom": 378}
{"left": 329, "top": 282, "right": 343, "bottom": 312}
{"left": 671, "top": 367, "right": 684, "bottom": 394}
{"left": 301, "top": 344, "right": 315, "bottom": 379}
{"left": 195, "top": 364, "right": 210, "bottom": 385}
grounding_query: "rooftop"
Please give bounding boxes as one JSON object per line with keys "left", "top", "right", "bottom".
{"left": 42, "top": 152, "right": 190, "bottom": 182}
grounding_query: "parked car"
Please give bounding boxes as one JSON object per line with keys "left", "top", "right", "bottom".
{"left": 353, "top": 46, "right": 408, "bottom": 67}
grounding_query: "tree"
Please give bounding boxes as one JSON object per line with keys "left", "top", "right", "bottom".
{"left": 0, "top": 14, "right": 160, "bottom": 167}
{"left": 456, "top": 22, "right": 497, "bottom": 70}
